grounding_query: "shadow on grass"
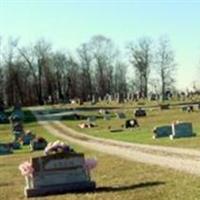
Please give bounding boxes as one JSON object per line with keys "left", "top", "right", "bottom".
{"left": 0, "top": 182, "right": 14, "bottom": 187}
{"left": 94, "top": 181, "right": 165, "bottom": 193}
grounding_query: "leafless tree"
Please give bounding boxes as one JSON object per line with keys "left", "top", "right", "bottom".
{"left": 155, "top": 37, "right": 176, "bottom": 101}
{"left": 77, "top": 43, "right": 93, "bottom": 101}
{"left": 89, "top": 35, "right": 117, "bottom": 98}
{"left": 128, "top": 37, "right": 152, "bottom": 98}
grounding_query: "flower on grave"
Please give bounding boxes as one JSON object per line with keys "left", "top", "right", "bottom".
{"left": 44, "top": 140, "right": 73, "bottom": 155}
{"left": 19, "top": 161, "right": 34, "bottom": 177}
{"left": 84, "top": 158, "right": 97, "bottom": 172}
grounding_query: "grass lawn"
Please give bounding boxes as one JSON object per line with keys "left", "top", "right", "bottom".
{"left": 62, "top": 107, "right": 200, "bottom": 149}
{"left": 1, "top": 109, "right": 200, "bottom": 200}
{"left": 0, "top": 110, "right": 200, "bottom": 200}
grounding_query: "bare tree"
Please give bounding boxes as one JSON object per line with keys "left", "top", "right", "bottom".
{"left": 77, "top": 43, "right": 93, "bottom": 101}
{"left": 128, "top": 37, "right": 152, "bottom": 98}
{"left": 156, "top": 37, "right": 176, "bottom": 101}
{"left": 89, "top": 35, "right": 117, "bottom": 98}
{"left": 114, "top": 61, "right": 128, "bottom": 102}
{"left": 52, "top": 51, "right": 68, "bottom": 102}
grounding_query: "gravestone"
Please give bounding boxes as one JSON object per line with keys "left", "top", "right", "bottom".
{"left": 30, "top": 137, "right": 47, "bottom": 151}
{"left": 153, "top": 125, "right": 172, "bottom": 139}
{"left": 0, "top": 111, "right": 8, "bottom": 123}
{"left": 0, "top": 143, "right": 13, "bottom": 155}
{"left": 0, "top": 104, "right": 8, "bottom": 123}
{"left": 170, "top": 122, "right": 194, "bottom": 139}
{"left": 12, "top": 141, "right": 21, "bottom": 149}
{"left": 12, "top": 122, "right": 24, "bottom": 142}
{"left": 103, "top": 114, "right": 111, "bottom": 120}
{"left": 10, "top": 105, "right": 24, "bottom": 122}
{"left": 87, "top": 116, "right": 96, "bottom": 123}
{"left": 115, "top": 112, "right": 126, "bottom": 119}
{"left": 125, "top": 119, "right": 139, "bottom": 128}
{"left": 182, "top": 105, "right": 194, "bottom": 112}
{"left": 22, "top": 131, "right": 36, "bottom": 145}
{"left": 24, "top": 152, "right": 96, "bottom": 197}
{"left": 99, "top": 109, "right": 110, "bottom": 115}
{"left": 134, "top": 108, "right": 146, "bottom": 117}
{"left": 160, "top": 104, "right": 170, "bottom": 110}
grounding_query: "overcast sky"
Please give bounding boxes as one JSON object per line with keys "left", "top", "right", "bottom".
{"left": 1, "top": 0, "right": 200, "bottom": 90}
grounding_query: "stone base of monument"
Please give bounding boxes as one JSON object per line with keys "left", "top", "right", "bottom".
{"left": 25, "top": 181, "right": 96, "bottom": 197}
{"left": 23, "top": 152, "right": 96, "bottom": 198}
{"left": 110, "top": 128, "right": 123, "bottom": 133}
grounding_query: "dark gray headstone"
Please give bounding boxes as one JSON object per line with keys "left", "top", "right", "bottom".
{"left": 170, "top": 122, "right": 194, "bottom": 139}
{"left": 134, "top": 108, "right": 146, "bottom": 117}
{"left": 153, "top": 125, "right": 172, "bottom": 139}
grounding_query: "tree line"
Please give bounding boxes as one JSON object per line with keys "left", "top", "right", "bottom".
{"left": 0, "top": 35, "right": 176, "bottom": 106}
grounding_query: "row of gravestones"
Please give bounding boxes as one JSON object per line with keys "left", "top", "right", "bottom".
{"left": 0, "top": 106, "right": 48, "bottom": 155}
{"left": 78, "top": 109, "right": 143, "bottom": 132}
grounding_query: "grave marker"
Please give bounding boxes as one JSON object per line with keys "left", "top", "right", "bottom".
{"left": 170, "top": 122, "right": 194, "bottom": 139}
{"left": 24, "top": 152, "right": 96, "bottom": 197}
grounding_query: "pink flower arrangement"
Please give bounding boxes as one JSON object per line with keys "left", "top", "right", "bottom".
{"left": 18, "top": 161, "right": 34, "bottom": 177}
{"left": 84, "top": 158, "right": 97, "bottom": 171}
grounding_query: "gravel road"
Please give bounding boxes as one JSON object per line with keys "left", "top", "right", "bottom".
{"left": 32, "top": 110, "right": 200, "bottom": 176}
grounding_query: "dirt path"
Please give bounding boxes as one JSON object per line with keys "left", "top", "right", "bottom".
{"left": 32, "top": 110, "right": 200, "bottom": 176}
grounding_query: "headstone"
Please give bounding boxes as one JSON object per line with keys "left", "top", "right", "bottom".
{"left": 0, "top": 111, "right": 8, "bottom": 123}
{"left": 103, "top": 114, "right": 111, "bottom": 120}
{"left": 160, "top": 104, "right": 170, "bottom": 110}
{"left": 99, "top": 109, "right": 110, "bottom": 115}
{"left": 115, "top": 112, "right": 126, "bottom": 119}
{"left": 87, "top": 116, "right": 96, "bottom": 123}
{"left": 24, "top": 152, "right": 96, "bottom": 197}
{"left": 134, "top": 108, "right": 146, "bottom": 117}
{"left": 12, "top": 122, "right": 24, "bottom": 142}
{"left": 125, "top": 119, "right": 139, "bottom": 128}
{"left": 170, "top": 122, "right": 194, "bottom": 139}
{"left": 30, "top": 137, "right": 47, "bottom": 151}
{"left": 22, "top": 131, "right": 36, "bottom": 145}
{"left": 182, "top": 105, "right": 194, "bottom": 112}
{"left": 91, "top": 95, "right": 97, "bottom": 105}
{"left": 0, "top": 143, "right": 13, "bottom": 155}
{"left": 153, "top": 125, "right": 172, "bottom": 139}
{"left": 12, "top": 142, "right": 21, "bottom": 149}
{"left": 10, "top": 105, "right": 24, "bottom": 122}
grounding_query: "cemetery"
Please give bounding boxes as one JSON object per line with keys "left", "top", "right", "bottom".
{"left": 2, "top": 1, "right": 200, "bottom": 199}
{"left": 1, "top": 104, "right": 200, "bottom": 200}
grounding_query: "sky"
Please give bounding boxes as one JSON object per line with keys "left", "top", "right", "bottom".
{"left": 0, "top": 0, "right": 200, "bottom": 90}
